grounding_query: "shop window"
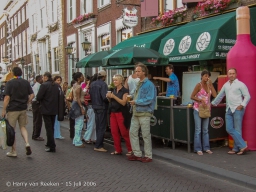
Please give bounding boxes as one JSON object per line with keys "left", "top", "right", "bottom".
{"left": 100, "top": 34, "right": 110, "bottom": 51}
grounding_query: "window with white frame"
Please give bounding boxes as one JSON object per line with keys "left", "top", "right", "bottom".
{"left": 40, "top": 7, "right": 45, "bottom": 28}
{"left": 27, "top": 29, "right": 31, "bottom": 54}
{"left": 23, "top": 30, "right": 26, "bottom": 56}
{"left": 100, "top": 35, "right": 110, "bottom": 51}
{"left": 15, "top": 36, "right": 18, "bottom": 59}
{"left": 32, "top": 14, "right": 36, "bottom": 33}
{"left": 53, "top": 47, "right": 59, "bottom": 72}
{"left": 51, "top": 0, "right": 58, "bottom": 23}
{"left": 98, "top": 0, "right": 110, "bottom": 8}
{"left": 81, "top": 0, "right": 92, "bottom": 14}
{"left": 3, "top": 26, "right": 5, "bottom": 38}
{"left": 14, "top": 15, "right": 17, "bottom": 29}
{"left": 68, "top": 0, "right": 76, "bottom": 22}
{"left": 165, "top": 0, "right": 183, "bottom": 11}
{"left": 22, "top": 7, "right": 25, "bottom": 23}
{"left": 35, "top": 54, "right": 39, "bottom": 74}
{"left": 17, "top": 11, "right": 20, "bottom": 27}
{"left": 117, "top": 28, "right": 133, "bottom": 44}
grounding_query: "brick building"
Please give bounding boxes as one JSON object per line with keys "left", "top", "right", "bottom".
{"left": 63, "top": 0, "right": 141, "bottom": 83}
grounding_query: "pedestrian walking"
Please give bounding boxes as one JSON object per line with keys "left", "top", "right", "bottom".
{"left": 32, "top": 75, "right": 44, "bottom": 141}
{"left": 66, "top": 80, "right": 76, "bottom": 139}
{"left": 37, "top": 72, "right": 59, "bottom": 152}
{"left": 70, "top": 72, "right": 86, "bottom": 148}
{"left": 106, "top": 74, "right": 132, "bottom": 155}
{"left": 128, "top": 63, "right": 156, "bottom": 163}
{"left": 89, "top": 70, "right": 109, "bottom": 152}
{"left": 53, "top": 76, "right": 65, "bottom": 139}
{"left": 2, "top": 67, "right": 34, "bottom": 157}
{"left": 211, "top": 68, "right": 250, "bottom": 155}
{"left": 190, "top": 70, "right": 217, "bottom": 155}
{"left": 82, "top": 76, "right": 96, "bottom": 144}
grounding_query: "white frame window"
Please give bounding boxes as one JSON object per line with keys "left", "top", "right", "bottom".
{"left": 117, "top": 28, "right": 133, "bottom": 44}
{"left": 22, "top": 7, "right": 25, "bottom": 23}
{"left": 100, "top": 34, "right": 110, "bottom": 51}
{"left": 51, "top": 0, "right": 58, "bottom": 23}
{"left": 165, "top": 0, "right": 184, "bottom": 11}
{"left": 53, "top": 48, "right": 59, "bottom": 72}
{"left": 17, "top": 11, "right": 20, "bottom": 27}
{"left": 67, "top": 0, "right": 76, "bottom": 22}
{"left": 40, "top": 7, "right": 45, "bottom": 28}
{"left": 98, "top": 0, "right": 110, "bottom": 8}
{"left": 32, "top": 14, "right": 36, "bottom": 33}
{"left": 27, "top": 29, "right": 31, "bottom": 54}
{"left": 81, "top": 0, "right": 93, "bottom": 14}
{"left": 14, "top": 15, "right": 17, "bottom": 30}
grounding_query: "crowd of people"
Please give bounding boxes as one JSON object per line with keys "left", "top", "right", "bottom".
{"left": 1, "top": 62, "right": 251, "bottom": 160}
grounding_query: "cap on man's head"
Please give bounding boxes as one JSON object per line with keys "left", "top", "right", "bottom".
{"left": 98, "top": 70, "right": 106, "bottom": 77}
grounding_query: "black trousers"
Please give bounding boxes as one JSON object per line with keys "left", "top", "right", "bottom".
{"left": 42, "top": 115, "right": 56, "bottom": 149}
{"left": 32, "top": 101, "right": 43, "bottom": 139}
{"left": 69, "top": 118, "right": 75, "bottom": 139}
{"left": 94, "top": 109, "right": 107, "bottom": 148}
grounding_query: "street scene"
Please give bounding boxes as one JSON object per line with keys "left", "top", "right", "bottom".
{"left": 0, "top": 106, "right": 255, "bottom": 192}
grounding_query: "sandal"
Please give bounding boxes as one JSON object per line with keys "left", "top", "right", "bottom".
{"left": 126, "top": 151, "right": 133, "bottom": 156}
{"left": 227, "top": 150, "right": 237, "bottom": 155}
{"left": 205, "top": 150, "right": 213, "bottom": 154}
{"left": 197, "top": 151, "right": 203, "bottom": 155}
{"left": 110, "top": 151, "right": 122, "bottom": 155}
{"left": 237, "top": 146, "right": 248, "bottom": 155}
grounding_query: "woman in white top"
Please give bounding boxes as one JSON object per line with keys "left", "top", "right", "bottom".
{"left": 124, "top": 71, "right": 140, "bottom": 96}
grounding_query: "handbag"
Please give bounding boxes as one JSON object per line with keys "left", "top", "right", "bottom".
{"left": 5, "top": 119, "right": 15, "bottom": 146}
{"left": 199, "top": 105, "right": 211, "bottom": 118}
{"left": 66, "top": 88, "right": 73, "bottom": 102}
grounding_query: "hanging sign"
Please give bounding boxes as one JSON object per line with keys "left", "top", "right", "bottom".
{"left": 122, "top": 7, "right": 138, "bottom": 28}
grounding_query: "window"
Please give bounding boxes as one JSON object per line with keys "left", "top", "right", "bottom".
{"left": 98, "top": 0, "right": 110, "bottom": 8}
{"left": 68, "top": 0, "right": 76, "bottom": 22}
{"left": 23, "top": 30, "right": 26, "bottom": 56}
{"left": 14, "top": 15, "right": 17, "bottom": 29}
{"left": 32, "top": 14, "right": 36, "bottom": 33}
{"left": 17, "top": 11, "right": 20, "bottom": 27}
{"left": 81, "top": 0, "right": 92, "bottom": 14}
{"left": 27, "top": 29, "right": 31, "bottom": 54}
{"left": 35, "top": 54, "right": 39, "bottom": 74}
{"left": 22, "top": 8, "right": 25, "bottom": 23}
{"left": 100, "top": 35, "right": 110, "bottom": 51}
{"left": 120, "top": 28, "right": 132, "bottom": 43}
{"left": 40, "top": 8, "right": 45, "bottom": 28}
{"left": 53, "top": 48, "right": 59, "bottom": 72}
{"left": 165, "top": 0, "right": 183, "bottom": 11}
{"left": 51, "top": 0, "right": 58, "bottom": 23}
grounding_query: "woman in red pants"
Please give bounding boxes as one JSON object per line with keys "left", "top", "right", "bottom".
{"left": 106, "top": 74, "right": 132, "bottom": 156}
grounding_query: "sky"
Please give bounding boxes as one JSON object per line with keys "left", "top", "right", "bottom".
{"left": 0, "top": 0, "right": 8, "bottom": 16}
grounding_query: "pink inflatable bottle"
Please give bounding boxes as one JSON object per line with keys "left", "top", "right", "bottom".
{"left": 227, "top": 6, "right": 256, "bottom": 150}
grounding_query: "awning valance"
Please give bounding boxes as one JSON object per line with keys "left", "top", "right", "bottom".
{"left": 159, "top": 12, "right": 237, "bottom": 62}
{"left": 158, "top": 7, "right": 256, "bottom": 62}
{"left": 111, "top": 27, "right": 177, "bottom": 51}
{"left": 97, "top": 23, "right": 111, "bottom": 37}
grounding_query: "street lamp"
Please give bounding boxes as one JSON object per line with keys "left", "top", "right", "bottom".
{"left": 81, "top": 37, "right": 91, "bottom": 55}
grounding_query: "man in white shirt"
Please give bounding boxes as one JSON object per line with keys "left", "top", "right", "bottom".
{"left": 212, "top": 68, "right": 250, "bottom": 155}
{"left": 32, "top": 75, "right": 44, "bottom": 141}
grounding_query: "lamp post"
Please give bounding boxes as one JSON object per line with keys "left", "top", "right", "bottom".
{"left": 65, "top": 37, "right": 91, "bottom": 62}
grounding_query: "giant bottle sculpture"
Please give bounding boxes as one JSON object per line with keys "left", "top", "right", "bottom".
{"left": 227, "top": 6, "right": 256, "bottom": 150}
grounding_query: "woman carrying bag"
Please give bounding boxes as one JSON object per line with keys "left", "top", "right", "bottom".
{"left": 190, "top": 70, "right": 217, "bottom": 155}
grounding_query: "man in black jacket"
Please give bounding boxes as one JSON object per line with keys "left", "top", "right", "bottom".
{"left": 37, "top": 72, "right": 59, "bottom": 152}
{"left": 89, "top": 70, "right": 109, "bottom": 152}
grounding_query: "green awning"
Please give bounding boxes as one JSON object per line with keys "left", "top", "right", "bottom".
{"left": 112, "top": 27, "right": 177, "bottom": 51}
{"left": 159, "top": 11, "right": 237, "bottom": 62}
{"left": 76, "top": 51, "right": 111, "bottom": 68}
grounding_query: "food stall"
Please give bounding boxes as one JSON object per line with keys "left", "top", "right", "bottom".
{"left": 150, "top": 71, "right": 228, "bottom": 152}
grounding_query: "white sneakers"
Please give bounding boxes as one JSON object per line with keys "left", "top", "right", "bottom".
{"left": 6, "top": 151, "right": 17, "bottom": 157}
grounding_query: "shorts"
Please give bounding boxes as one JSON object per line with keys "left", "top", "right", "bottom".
{"left": 7, "top": 110, "right": 28, "bottom": 129}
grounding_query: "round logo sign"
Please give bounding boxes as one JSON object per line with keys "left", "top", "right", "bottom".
{"left": 179, "top": 36, "right": 192, "bottom": 54}
{"left": 163, "top": 39, "right": 175, "bottom": 56}
{"left": 210, "top": 117, "right": 224, "bottom": 129}
{"left": 150, "top": 116, "right": 157, "bottom": 126}
{"left": 196, "top": 32, "right": 211, "bottom": 51}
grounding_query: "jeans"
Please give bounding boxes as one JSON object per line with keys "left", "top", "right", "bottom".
{"left": 94, "top": 109, "right": 107, "bottom": 149}
{"left": 226, "top": 108, "right": 246, "bottom": 151}
{"left": 129, "top": 116, "right": 152, "bottom": 159}
{"left": 54, "top": 116, "right": 62, "bottom": 138}
{"left": 83, "top": 106, "right": 96, "bottom": 141}
{"left": 73, "top": 115, "right": 84, "bottom": 146}
{"left": 193, "top": 110, "right": 210, "bottom": 152}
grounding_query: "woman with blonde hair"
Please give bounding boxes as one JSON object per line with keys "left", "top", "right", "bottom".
{"left": 107, "top": 74, "right": 132, "bottom": 155}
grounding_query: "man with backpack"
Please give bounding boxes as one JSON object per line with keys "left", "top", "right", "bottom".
{"left": 1, "top": 67, "right": 34, "bottom": 157}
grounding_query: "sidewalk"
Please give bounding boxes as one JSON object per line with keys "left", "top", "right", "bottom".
{"left": 1, "top": 103, "right": 256, "bottom": 190}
